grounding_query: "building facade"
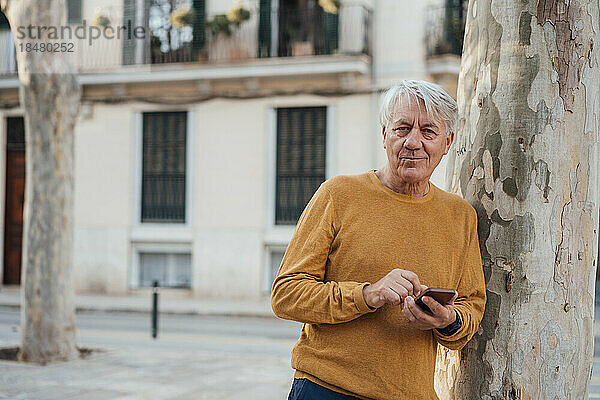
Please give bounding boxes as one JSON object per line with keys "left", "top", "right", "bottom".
{"left": 0, "top": 0, "right": 464, "bottom": 298}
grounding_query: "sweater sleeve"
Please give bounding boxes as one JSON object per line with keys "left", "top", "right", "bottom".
{"left": 270, "top": 182, "right": 376, "bottom": 324}
{"left": 434, "top": 207, "right": 486, "bottom": 350}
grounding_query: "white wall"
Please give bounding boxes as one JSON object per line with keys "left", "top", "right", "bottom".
{"left": 68, "top": 86, "right": 449, "bottom": 298}
{"left": 73, "top": 104, "right": 133, "bottom": 294}
{"left": 373, "top": 0, "right": 429, "bottom": 88}
{"left": 192, "top": 94, "right": 374, "bottom": 298}
{"left": 336, "top": 94, "right": 375, "bottom": 175}
{"left": 192, "top": 98, "right": 265, "bottom": 298}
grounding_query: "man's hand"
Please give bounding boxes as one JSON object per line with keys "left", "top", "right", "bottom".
{"left": 362, "top": 269, "right": 423, "bottom": 309}
{"left": 401, "top": 292, "right": 458, "bottom": 330}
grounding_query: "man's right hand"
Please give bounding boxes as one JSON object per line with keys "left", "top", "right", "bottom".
{"left": 362, "top": 269, "right": 423, "bottom": 309}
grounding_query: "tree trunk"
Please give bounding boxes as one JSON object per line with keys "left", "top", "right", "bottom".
{"left": 435, "top": 0, "right": 600, "bottom": 398}
{"left": 1, "top": 0, "right": 80, "bottom": 363}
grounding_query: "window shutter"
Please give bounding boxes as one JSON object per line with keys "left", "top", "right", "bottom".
{"left": 323, "top": 9, "right": 338, "bottom": 55}
{"left": 258, "top": 0, "right": 271, "bottom": 58}
{"left": 67, "top": 0, "right": 82, "bottom": 24}
{"left": 122, "top": 0, "right": 137, "bottom": 65}
{"left": 141, "top": 112, "right": 187, "bottom": 223}
{"left": 0, "top": 11, "right": 9, "bottom": 30}
{"left": 444, "top": 0, "right": 466, "bottom": 55}
{"left": 192, "top": 0, "right": 206, "bottom": 59}
{"left": 6, "top": 117, "right": 25, "bottom": 149}
{"left": 276, "top": 107, "right": 327, "bottom": 225}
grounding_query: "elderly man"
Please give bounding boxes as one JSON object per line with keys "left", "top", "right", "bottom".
{"left": 271, "top": 80, "right": 486, "bottom": 400}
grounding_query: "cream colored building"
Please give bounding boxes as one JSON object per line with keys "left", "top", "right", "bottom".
{"left": 0, "top": 0, "right": 464, "bottom": 298}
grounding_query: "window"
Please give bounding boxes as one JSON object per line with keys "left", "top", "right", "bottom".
{"left": 6, "top": 117, "right": 24, "bottom": 148}
{"left": 265, "top": 248, "right": 286, "bottom": 292}
{"left": 67, "top": 0, "right": 82, "bottom": 24}
{"left": 276, "top": 0, "right": 339, "bottom": 57}
{"left": 141, "top": 111, "right": 187, "bottom": 223}
{"left": 0, "top": 11, "right": 9, "bottom": 30}
{"left": 276, "top": 106, "right": 326, "bottom": 225}
{"left": 425, "top": 0, "right": 467, "bottom": 57}
{"left": 146, "top": 0, "right": 205, "bottom": 64}
{"left": 139, "top": 252, "right": 191, "bottom": 288}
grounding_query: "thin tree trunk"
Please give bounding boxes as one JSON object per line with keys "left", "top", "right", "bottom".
{"left": 1, "top": 0, "right": 80, "bottom": 363}
{"left": 435, "top": 0, "right": 600, "bottom": 398}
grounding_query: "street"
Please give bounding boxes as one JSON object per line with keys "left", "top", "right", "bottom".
{"left": 0, "top": 310, "right": 302, "bottom": 399}
{"left": 1, "top": 308, "right": 600, "bottom": 399}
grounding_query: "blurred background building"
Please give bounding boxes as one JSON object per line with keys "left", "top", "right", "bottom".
{"left": 0, "top": 0, "right": 466, "bottom": 298}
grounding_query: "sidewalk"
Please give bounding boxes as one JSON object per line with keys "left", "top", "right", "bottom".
{"left": 0, "top": 287, "right": 275, "bottom": 318}
{"left": 0, "top": 336, "right": 294, "bottom": 400}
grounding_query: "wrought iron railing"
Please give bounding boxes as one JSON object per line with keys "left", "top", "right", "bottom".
{"left": 0, "top": 3, "right": 371, "bottom": 75}
{"left": 141, "top": 174, "right": 186, "bottom": 223}
{"left": 424, "top": 1, "right": 467, "bottom": 57}
{"left": 273, "top": 4, "right": 371, "bottom": 57}
{"left": 168, "top": 3, "right": 372, "bottom": 64}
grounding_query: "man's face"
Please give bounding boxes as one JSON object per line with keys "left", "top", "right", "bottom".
{"left": 382, "top": 95, "right": 454, "bottom": 185}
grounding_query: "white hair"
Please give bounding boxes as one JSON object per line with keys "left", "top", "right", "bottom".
{"left": 378, "top": 80, "right": 457, "bottom": 137}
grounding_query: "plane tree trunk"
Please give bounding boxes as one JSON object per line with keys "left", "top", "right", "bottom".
{"left": 435, "top": 0, "right": 600, "bottom": 398}
{"left": 1, "top": 0, "right": 80, "bottom": 364}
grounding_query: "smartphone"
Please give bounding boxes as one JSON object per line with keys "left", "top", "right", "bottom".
{"left": 413, "top": 288, "right": 457, "bottom": 313}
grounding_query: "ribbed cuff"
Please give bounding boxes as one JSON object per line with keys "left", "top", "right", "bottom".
{"left": 353, "top": 282, "right": 377, "bottom": 313}
{"left": 436, "top": 309, "right": 462, "bottom": 336}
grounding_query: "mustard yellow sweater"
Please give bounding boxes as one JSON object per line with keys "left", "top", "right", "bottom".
{"left": 271, "top": 171, "right": 486, "bottom": 400}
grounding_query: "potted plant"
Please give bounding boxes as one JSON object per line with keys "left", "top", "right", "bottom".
{"left": 226, "top": 1, "right": 251, "bottom": 26}
{"left": 91, "top": 8, "right": 111, "bottom": 27}
{"left": 206, "top": 1, "right": 252, "bottom": 37}
{"left": 319, "top": 0, "right": 340, "bottom": 14}
{"left": 206, "top": 2, "right": 252, "bottom": 61}
{"left": 169, "top": 7, "right": 195, "bottom": 28}
{"left": 207, "top": 14, "right": 232, "bottom": 37}
{"left": 226, "top": 1, "right": 251, "bottom": 59}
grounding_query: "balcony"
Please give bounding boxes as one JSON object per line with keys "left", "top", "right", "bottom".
{"left": 424, "top": 0, "right": 466, "bottom": 57}
{"left": 0, "top": 2, "right": 372, "bottom": 78}
{"left": 423, "top": 0, "right": 466, "bottom": 81}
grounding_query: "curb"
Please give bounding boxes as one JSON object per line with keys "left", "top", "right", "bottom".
{"left": 0, "top": 304, "right": 277, "bottom": 319}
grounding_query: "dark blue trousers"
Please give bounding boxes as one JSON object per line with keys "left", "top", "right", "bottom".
{"left": 288, "top": 378, "right": 361, "bottom": 400}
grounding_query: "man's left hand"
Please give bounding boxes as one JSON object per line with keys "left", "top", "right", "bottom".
{"left": 401, "top": 293, "right": 458, "bottom": 331}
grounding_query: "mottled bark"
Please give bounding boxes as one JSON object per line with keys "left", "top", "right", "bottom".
{"left": 435, "top": 0, "right": 600, "bottom": 398}
{"left": 1, "top": 0, "right": 80, "bottom": 363}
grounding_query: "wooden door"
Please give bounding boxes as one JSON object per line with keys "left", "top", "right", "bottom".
{"left": 3, "top": 117, "right": 25, "bottom": 285}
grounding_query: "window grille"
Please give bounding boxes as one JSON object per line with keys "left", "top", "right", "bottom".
{"left": 141, "top": 111, "right": 187, "bottom": 223}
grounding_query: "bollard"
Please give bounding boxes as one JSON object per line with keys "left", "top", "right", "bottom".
{"left": 152, "top": 280, "right": 159, "bottom": 339}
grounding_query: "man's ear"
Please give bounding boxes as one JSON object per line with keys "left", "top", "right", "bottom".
{"left": 381, "top": 125, "right": 387, "bottom": 146}
{"left": 443, "top": 131, "right": 455, "bottom": 155}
